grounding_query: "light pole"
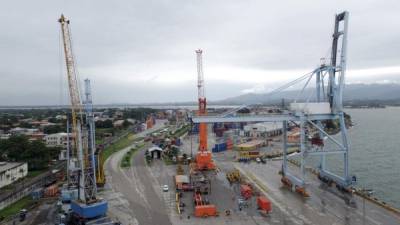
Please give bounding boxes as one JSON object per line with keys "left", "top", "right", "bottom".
{"left": 361, "top": 188, "right": 374, "bottom": 225}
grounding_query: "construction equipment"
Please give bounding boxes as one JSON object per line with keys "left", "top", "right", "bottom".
{"left": 191, "top": 11, "right": 353, "bottom": 197}
{"left": 193, "top": 191, "right": 218, "bottom": 217}
{"left": 59, "top": 14, "right": 107, "bottom": 220}
{"left": 194, "top": 49, "right": 215, "bottom": 171}
{"left": 240, "top": 184, "right": 253, "bottom": 200}
{"left": 226, "top": 169, "right": 241, "bottom": 184}
{"left": 257, "top": 196, "right": 272, "bottom": 215}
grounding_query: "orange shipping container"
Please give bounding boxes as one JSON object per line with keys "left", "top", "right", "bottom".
{"left": 194, "top": 204, "right": 217, "bottom": 217}
{"left": 44, "top": 185, "right": 59, "bottom": 197}
{"left": 146, "top": 119, "right": 153, "bottom": 129}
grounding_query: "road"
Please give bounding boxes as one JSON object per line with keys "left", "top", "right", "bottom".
{"left": 232, "top": 157, "right": 400, "bottom": 225}
{"left": 181, "top": 132, "right": 400, "bottom": 225}
{"left": 101, "top": 120, "right": 172, "bottom": 225}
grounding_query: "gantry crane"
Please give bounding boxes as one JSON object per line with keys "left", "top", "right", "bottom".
{"left": 83, "top": 79, "right": 104, "bottom": 190}
{"left": 195, "top": 49, "right": 215, "bottom": 170}
{"left": 191, "top": 12, "right": 354, "bottom": 196}
{"left": 59, "top": 14, "right": 107, "bottom": 220}
{"left": 83, "top": 79, "right": 105, "bottom": 187}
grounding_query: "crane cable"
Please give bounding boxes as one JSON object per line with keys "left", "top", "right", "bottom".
{"left": 220, "top": 70, "right": 314, "bottom": 117}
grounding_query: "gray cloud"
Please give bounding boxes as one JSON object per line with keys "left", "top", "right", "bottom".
{"left": 1, "top": 0, "right": 400, "bottom": 105}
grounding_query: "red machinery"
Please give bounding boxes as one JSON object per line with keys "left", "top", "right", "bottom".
{"left": 257, "top": 196, "right": 272, "bottom": 214}
{"left": 240, "top": 184, "right": 253, "bottom": 200}
{"left": 193, "top": 191, "right": 217, "bottom": 217}
{"left": 195, "top": 49, "right": 215, "bottom": 170}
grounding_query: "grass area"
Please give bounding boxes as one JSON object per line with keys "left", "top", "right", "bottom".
{"left": 120, "top": 143, "right": 145, "bottom": 168}
{"left": 0, "top": 196, "right": 34, "bottom": 221}
{"left": 101, "top": 133, "right": 136, "bottom": 164}
{"left": 162, "top": 156, "right": 174, "bottom": 166}
{"left": 27, "top": 169, "right": 46, "bottom": 178}
{"left": 96, "top": 128, "right": 114, "bottom": 135}
{"left": 171, "top": 124, "right": 190, "bottom": 138}
{"left": 95, "top": 138, "right": 104, "bottom": 145}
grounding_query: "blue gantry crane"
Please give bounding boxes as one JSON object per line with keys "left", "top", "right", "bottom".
{"left": 191, "top": 11, "right": 354, "bottom": 196}
{"left": 59, "top": 14, "right": 107, "bottom": 221}
{"left": 83, "top": 78, "right": 97, "bottom": 195}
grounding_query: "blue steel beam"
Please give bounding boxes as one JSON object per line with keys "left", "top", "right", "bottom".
{"left": 191, "top": 114, "right": 337, "bottom": 123}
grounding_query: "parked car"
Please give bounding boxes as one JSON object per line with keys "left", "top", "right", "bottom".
{"left": 162, "top": 185, "right": 169, "bottom": 192}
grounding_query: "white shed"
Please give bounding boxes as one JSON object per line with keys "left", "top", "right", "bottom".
{"left": 148, "top": 146, "right": 163, "bottom": 159}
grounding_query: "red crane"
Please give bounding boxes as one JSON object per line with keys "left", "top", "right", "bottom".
{"left": 195, "top": 49, "right": 215, "bottom": 170}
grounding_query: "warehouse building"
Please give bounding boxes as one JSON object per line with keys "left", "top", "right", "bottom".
{"left": 45, "top": 132, "right": 73, "bottom": 148}
{"left": 243, "top": 122, "right": 283, "bottom": 138}
{"left": 0, "top": 162, "right": 28, "bottom": 188}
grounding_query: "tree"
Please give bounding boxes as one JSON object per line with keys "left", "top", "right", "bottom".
{"left": 19, "top": 122, "right": 33, "bottom": 128}
{"left": 48, "top": 117, "right": 58, "bottom": 123}
{"left": 0, "top": 135, "right": 59, "bottom": 170}
{"left": 43, "top": 125, "right": 65, "bottom": 134}
{"left": 95, "top": 119, "right": 113, "bottom": 129}
{"left": 122, "top": 120, "right": 132, "bottom": 128}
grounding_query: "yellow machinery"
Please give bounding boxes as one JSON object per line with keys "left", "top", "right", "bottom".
{"left": 226, "top": 169, "right": 241, "bottom": 184}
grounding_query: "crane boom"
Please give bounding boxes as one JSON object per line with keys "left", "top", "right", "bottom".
{"left": 194, "top": 49, "right": 215, "bottom": 170}
{"left": 59, "top": 15, "right": 83, "bottom": 136}
{"left": 196, "top": 49, "right": 208, "bottom": 151}
{"left": 196, "top": 49, "right": 205, "bottom": 99}
{"left": 59, "top": 14, "right": 97, "bottom": 202}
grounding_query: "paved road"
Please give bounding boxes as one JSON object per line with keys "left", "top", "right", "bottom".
{"left": 235, "top": 159, "right": 400, "bottom": 225}
{"left": 181, "top": 132, "right": 400, "bottom": 225}
{"left": 103, "top": 121, "right": 172, "bottom": 225}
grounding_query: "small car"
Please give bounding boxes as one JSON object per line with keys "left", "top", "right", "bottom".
{"left": 162, "top": 185, "right": 169, "bottom": 192}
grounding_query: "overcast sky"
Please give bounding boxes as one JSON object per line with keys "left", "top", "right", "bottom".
{"left": 0, "top": 0, "right": 399, "bottom": 105}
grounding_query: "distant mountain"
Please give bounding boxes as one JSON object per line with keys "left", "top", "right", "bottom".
{"left": 215, "top": 83, "right": 400, "bottom": 105}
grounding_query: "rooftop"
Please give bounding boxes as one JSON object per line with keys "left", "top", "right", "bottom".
{"left": 0, "top": 162, "right": 26, "bottom": 173}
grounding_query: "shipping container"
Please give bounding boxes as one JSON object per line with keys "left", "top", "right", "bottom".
{"left": 31, "top": 188, "right": 44, "bottom": 200}
{"left": 44, "top": 185, "right": 59, "bottom": 197}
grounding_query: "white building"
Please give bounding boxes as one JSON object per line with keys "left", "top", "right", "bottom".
{"left": 0, "top": 162, "right": 28, "bottom": 188}
{"left": 113, "top": 120, "right": 125, "bottom": 128}
{"left": 9, "top": 127, "right": 39, "bottom": 136}
{"left": 243, "top": 122, "right": 283, "bottom": 138}
{"left": 45, "top": 132, "right": 73, "bottom": 148}
{"left": 45, "top": 133, "right": 74, "bottom": 161}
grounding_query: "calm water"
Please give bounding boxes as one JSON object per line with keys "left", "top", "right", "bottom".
{"left": 305, "top": 107, "right": 400, "bottom": 208}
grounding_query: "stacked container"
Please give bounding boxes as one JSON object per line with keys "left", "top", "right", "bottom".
{"left": 175, "top": 138, "right": 181, "bottom": 146}
{"left": 212, "top": 142, "right": 227, "bottom": 153}
{"left": 226, "top": 138, "right": 233, "bottom": 150}
{"left": 31, "top": 188, "right": 44, "bottom": 200}
{"left": 44, "top": 185, "right": 59, "bottom": 197}
{"left": 191, "top": 123, "right": 199, "bottom": 134}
